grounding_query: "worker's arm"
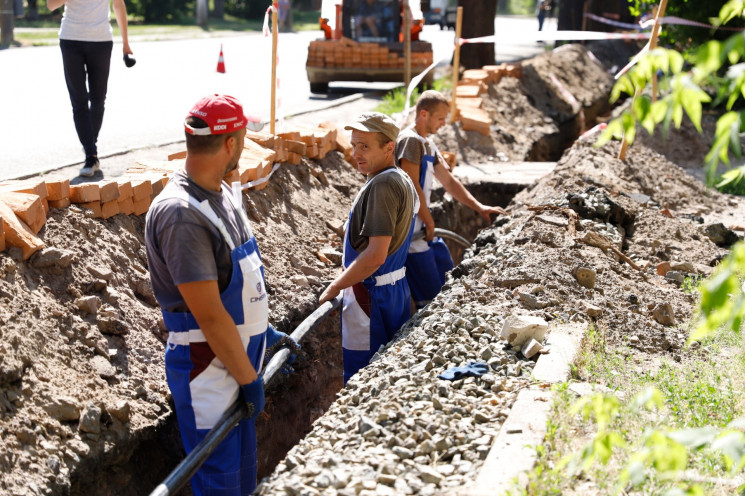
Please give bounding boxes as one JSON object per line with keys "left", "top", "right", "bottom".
{"left": 112, "top": 0, "right": 133, "bottom": 55}
{"left": 433, "top": 162, "right": 507, "bottom": 222}
{"left": 47, "top": 0, "right": 65, "bottom": 11}
{"left": 319, "top": 235, "right": 391, "bottom": 303}
{"left": 178, "top": 280, "right": 259, "bottom": 386}
{"left": 400, "top": 158, "right": 435, "bottom": 241}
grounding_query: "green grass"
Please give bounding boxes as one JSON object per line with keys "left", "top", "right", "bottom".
{"left": 519, "top": 324, "right": 745, "bottom": 496}
{"left": 290, "top": 9, "right": 322, "bottom": 32}
{"left": 715, "top": 165, "right": 745, "bottom": 196}
{"left": 375, "top": 77, "right": 452, "bottom": 115}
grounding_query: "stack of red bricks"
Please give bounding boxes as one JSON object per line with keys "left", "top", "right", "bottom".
{"left": 455, "top": 62, "right": 523, "bottom": 136}
{"left": 307, "top": 38, "right": 433, "bottom": 69}
{"left": 0, "top": 123, "right": 355, "bottom": 261}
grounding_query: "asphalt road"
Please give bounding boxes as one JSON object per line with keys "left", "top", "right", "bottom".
{"left": 0, "top": 16, "right": 554, "bottom": 182}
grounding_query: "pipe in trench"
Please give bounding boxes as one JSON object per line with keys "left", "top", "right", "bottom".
{"left": 148, "top": 295, "right": 343, "bottom": 496}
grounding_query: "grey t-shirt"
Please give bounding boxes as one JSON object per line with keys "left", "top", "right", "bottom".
{"left": 348, "top": 167, "right": 415, "bottom": 256}
{"left": 394, "top": 127, "right": 440, "bottom": 171}
{"left": 145, "top": 170, "right": 252, "bottom": 312}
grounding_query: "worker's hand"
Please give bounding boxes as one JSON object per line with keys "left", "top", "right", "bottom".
{"left": 421, "top": 210, "right": 436, "bottom": 242}
{"left": 319, "top": 282, "right": 340, "bottom": 305}
{"left": 264, "top": 325, "right": 300, "bottom": 373}
{"left": 240, "top": 377, "right": 265, "bottom": 420}
{"left": 478, "top": 204, "right": 508, "bottom": 222}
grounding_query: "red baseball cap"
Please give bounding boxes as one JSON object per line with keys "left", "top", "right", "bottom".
{"left": 184, "top": 94, "right": 263, "bottom": 135}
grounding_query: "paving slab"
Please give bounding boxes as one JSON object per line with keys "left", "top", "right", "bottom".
{"left": 453, "top": 161, "right": 556, "bottom": 187}
{"left": 462, "top": 323, "right": 586, "bottom": 496}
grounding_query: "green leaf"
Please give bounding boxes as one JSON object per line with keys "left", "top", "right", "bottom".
{"left": 631, "top": 387, "right": 664, "bottom": 411}
{"left": 711, "top": 431, "right": 745, "bottom": 470}
{"left": 667, "top": 427, "right": 718, "bottom": 450}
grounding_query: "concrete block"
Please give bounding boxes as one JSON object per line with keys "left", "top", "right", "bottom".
{"left": 501, "top": 315, "right": 548, "bottom": 348}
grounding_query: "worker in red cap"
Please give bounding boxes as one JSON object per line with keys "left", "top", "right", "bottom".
{"left": 145, "top": 94, "right": 298, "bottom": 496}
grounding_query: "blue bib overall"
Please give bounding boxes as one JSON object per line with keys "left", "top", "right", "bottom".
{"left": 405, "top": 134, "right": 454, "bottom": 308}
{"left": 341, "top": 168, "right": 416, "bottom": 384}
{"left": 157, "top": 183, "right": 268, "bottom": 496}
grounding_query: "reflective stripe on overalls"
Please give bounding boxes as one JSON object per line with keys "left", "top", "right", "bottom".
{"left": 405, "top": 132, "right": 454, "bottom": 308}
{"left": 341, "top": 168, "right": 416, "bottom": 384}
{"left": 156, "top": 182, "right": 268, "bottom": 496}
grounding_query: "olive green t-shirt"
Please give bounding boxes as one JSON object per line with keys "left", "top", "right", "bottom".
{"left": 347, "top": 167, "right": 415, "bottom": 255}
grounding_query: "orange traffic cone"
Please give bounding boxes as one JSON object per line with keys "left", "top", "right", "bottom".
{"left": 216, "top": 44, "right": 226, "bottom": 73}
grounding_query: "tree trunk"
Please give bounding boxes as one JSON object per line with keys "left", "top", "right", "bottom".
{"left": 457, "top": 0, "right": 496, "bottom": 70}
{"left": 211, "top": 0, "right": 224, "bottom": 19}
{"left": 0, "top": 0, "right": 13, "bottom": 48}
{"left": 196, "top": 0, "right": 208, "bottom": 27}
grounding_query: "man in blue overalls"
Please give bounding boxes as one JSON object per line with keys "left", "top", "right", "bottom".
{"left": 145, "top": 94, "right": 297, "bottom": 496}
{"left": 396, "top": 90, "right": 508, "bottom": 309}
{"left": 319, "top": 112, "right": 418, "bottom": 384}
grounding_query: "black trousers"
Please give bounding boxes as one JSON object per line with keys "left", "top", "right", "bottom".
{"left": 60, "top": 39, "right": 113, "bottom": 158}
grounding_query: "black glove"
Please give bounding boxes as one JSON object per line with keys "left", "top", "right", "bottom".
{"left": 240, "top": 378, "right": 265, "bottom": 420}
{"left": 264, "top": 325, "right": 301, "bottom": 373}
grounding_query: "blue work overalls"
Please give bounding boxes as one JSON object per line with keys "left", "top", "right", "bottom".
{"left": 404, "top": 133, "right": 454, "bottom": 309}
{"left": 156, "top": 182, "right": 268, "bottom": 496}
{"left": 341, "top": 168, "right": 416, "bottom": 384}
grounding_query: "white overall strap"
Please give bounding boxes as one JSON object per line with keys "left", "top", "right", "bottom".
{"left": 392, "top": 166, "right": 421, "bottom": 214}
{"left": 152, "top": 188, "right": 237, "bottom": 251}
{"left": 227, "top": 181, "right": 254, "bottom": 239}
{"left": 374, "top": 266, "right": 406, "bottom": 286}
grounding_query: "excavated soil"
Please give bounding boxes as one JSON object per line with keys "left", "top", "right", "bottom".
{"left": 1, "top": 40, "right": 744, "bottom": 496}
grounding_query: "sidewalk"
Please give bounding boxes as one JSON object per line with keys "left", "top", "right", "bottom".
{"left": 26, "top": 93, "right": 384, "bottom": 187}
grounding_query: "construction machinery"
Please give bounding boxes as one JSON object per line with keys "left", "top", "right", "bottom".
{"left": 306, "top": 0, "right": 434, "bottom": 94}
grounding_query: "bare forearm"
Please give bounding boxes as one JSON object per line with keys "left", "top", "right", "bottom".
{"left": 47, "top": 0, "right": 65, "bottom": 11}
{"left": 327, "top": 250, "right": 382, "bottom": 293}
{"left": 113, "top": 0, "right": 131, "bottom": 51}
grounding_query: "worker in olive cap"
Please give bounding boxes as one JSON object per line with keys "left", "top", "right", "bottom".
{"left": 320, "top": 112, "right": 418, "bottom": 383}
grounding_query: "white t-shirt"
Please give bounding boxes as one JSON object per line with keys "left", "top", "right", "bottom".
{"left": 59, "top": 0, "right": 113, "bottom": 42}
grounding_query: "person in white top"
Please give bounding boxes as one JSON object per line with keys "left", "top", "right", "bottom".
{"left": 47, "top": 0, "right": 133, "bottom": 177}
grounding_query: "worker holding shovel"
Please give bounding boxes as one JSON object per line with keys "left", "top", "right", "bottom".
{"left": 319, "top": 112, "right": 418, "bottom": 384}
{"left": 145, "top": 94, "right": 298, "bottom": 496}
{"left": 396, "top": 90, "right": 508, "bottom": 309}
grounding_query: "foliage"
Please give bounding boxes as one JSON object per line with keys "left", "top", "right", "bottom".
{"left": 597, "top": 1, "right": 745, "bottom": 187}
{"left": 691, "top": 241, "right": 745, "bottom": 342}
{"left": 628, "top": 0, "right": 745, "bottom": 50}
{"left": 375, "top": 77, "right": 450, "bottom": 115}
{"left": 716, "top": 164, "right": 745, "bottom": 195}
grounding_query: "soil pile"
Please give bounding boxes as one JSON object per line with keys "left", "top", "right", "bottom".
{"left": 0, "top": 154, "right": 367, "bottom": 495}
{"left": 1, "top": 40, "right": 743, "bottom": 496}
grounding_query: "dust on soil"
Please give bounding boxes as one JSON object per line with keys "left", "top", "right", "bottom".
{"left": 1, "top": 40, "right": 744, "bottom": 496}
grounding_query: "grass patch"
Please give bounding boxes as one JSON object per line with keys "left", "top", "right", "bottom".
{"left": 291, "top": 9, "right": 322, "bottom": 32}
{"left": 518, "top": 324, "right": 745, "bottom": 495}
{"left": 375, "top": 77, "right": 451, "bottom": 115}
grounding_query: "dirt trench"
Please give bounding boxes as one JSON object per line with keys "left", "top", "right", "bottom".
{"left": 0, "top": 40, "right": 681, "bottom": 496}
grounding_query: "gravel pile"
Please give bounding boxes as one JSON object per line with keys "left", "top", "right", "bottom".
{"left": 256, "top": 238, "right": 536, "bottom": 496}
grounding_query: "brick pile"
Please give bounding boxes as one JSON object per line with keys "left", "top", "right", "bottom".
{"left": 454, "top": 62, "right": 523, "bottom": 136}
{"left": 307, "top": 38, "right": 433, "bottom": 69}
{"left": 0, "top": 122, "right": 353, "bottom": 261}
